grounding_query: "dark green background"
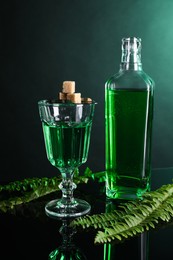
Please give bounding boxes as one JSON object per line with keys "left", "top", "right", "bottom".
{"left": 2, "top": 0, "right": 173, "bottom": 182}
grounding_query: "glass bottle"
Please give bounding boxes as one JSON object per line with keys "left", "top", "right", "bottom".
{"left": 105, "top": 37, "right": 154, "bottom": 200}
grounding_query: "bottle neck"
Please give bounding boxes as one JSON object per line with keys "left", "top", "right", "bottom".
{"left": 120, "top": 37, "right": 142, "bottom": 71}
{"left": 120, "top": 51, "right": 142, "bottom": 71}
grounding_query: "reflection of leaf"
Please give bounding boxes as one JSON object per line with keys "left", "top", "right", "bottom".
{"left": 71, "top": 182, "right": 173, "bottom": 244}
{"left": 83, "top": 167, "right": 105, "bottom": 182}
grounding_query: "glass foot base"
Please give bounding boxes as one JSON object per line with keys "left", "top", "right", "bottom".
{"left": 45, "top": 198, "right": 91, "bottom": 219}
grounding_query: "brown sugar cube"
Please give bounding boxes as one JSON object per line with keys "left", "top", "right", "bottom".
{"left": 67, "top": 93, "right": 81, "bottom": 103}
{"left": 62, "top": 81, "right": 75, "bottom": 94}
{"left": 81, "top": 97, "right": 92, "bottom": 103}
{"left": 59, "top": 92, "right": 67, "bottom": 101}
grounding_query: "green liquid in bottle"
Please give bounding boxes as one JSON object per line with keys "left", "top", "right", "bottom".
{"left": 42, "top": 122, "right": 92, "bottom": 170}
{"left": 105, "top": 37, "right": 154, "bottom": 200}
{"left": 105, "top": 88, "right": 154, "bottom": 199}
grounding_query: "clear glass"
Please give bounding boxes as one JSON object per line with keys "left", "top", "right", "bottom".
{"left": 38, "top": 100, "right": 96, "bottom": 218}
{"left": 105, "top": 37, "right": 154, "bottom": 200}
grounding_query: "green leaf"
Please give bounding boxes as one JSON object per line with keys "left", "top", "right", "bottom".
{"left": 71, "top": 182, "right": 173, "bottom": 244}
{"left": 0, "top": 170, "right": 89, "bottom": 212}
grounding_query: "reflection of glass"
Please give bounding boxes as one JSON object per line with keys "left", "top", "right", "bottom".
{"left": 38, "top": 100, "right": 96, "bottom": 218}
{"left": 48, "top": 219, "right": 87, "bottom": 260}
{"left": 104, "top": 201, "right": 149, "bottom": 260}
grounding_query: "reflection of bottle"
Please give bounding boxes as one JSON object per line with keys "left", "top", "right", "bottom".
{"left": 105, "top": 37, "right": 154, "bottom": 200}
{"left": 103, "top": 201, "right": 117, "bottom": 260}
{"left": 49, "top": 220, "right": 87, "bottom": 260}
{"left": 103, "top": 201, "right": 149, "bottom": 260}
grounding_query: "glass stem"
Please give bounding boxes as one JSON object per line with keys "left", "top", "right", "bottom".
{"left": 59, "top": 169, "right": 77, "bottom": 206}
{"left": 59, "top": 220, "right": 76, "bottom": 247}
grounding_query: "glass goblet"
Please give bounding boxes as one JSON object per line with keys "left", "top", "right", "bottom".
{"left": 38, "top": 100, "right": 96, "bottom": 218}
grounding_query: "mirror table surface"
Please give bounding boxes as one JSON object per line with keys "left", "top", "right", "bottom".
{"left": 0, "top": 167, "right": 173, "bottom": 260}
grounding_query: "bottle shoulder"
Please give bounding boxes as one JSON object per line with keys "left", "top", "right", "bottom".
{"left": 105, "top": 70, "right": 155, "bottom": 90}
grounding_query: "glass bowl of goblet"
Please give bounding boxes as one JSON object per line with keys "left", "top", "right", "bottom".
{"left": 38, "top": 99, "right": 96, "bottom": 218}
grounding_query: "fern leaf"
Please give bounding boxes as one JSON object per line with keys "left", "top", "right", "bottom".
{"left": 71, "top": 182, "right": 173, "bottom": 244}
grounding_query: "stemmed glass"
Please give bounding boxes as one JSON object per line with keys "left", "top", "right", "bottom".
{"left": 38, "top": 99, "right": 96, "bottom": 218}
